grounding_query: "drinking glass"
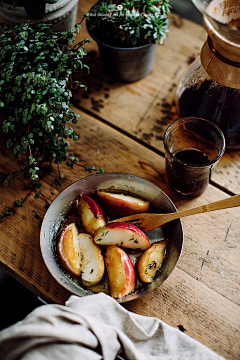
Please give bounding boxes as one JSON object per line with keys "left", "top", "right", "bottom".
{"left": 163, "top": 117, "right": 225, "bottom": 197}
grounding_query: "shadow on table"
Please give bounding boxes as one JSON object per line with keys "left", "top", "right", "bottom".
{"left": 0, "top": 269, "right": 42, "bottom": 331}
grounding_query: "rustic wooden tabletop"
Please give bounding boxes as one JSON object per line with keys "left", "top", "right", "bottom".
{"left": 0, "top": 1, "right": 239, "bottom": 359}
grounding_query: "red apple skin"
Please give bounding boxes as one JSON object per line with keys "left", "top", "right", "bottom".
{"left": 107, "top": 222, "right": 148, "bottom": 238}
{"left": 97, "top": 190, "right": 150, "bottom": 218}
{"left": 104, "top": 246, "right": 135, "bottom": 299}
{"left": 80, "top": 195, "right": 105, "bottom": 219}
{"left": 78, "top": 195, "right": 107, "bottom": 235}
{"left": 94, "top": 222, "right": 150, "bottom": 250}
{"left": 57, "top": 223, "right": 81, "bottom": 277}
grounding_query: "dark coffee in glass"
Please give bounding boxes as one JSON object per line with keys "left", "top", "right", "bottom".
{"left": 164, "top": 118, "right": 225, "bottom": 197}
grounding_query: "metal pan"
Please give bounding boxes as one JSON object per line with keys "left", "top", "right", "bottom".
{"left": 40, "top": 172, "right": 183, "bottom": 303}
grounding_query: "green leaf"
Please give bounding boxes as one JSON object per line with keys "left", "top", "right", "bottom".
{"left": 97, "top": 167, "right": 104, "bottom": 174}
{"left": 34, "top": 191, "right": 41, "bottom": 199}
{"left": 14, "top": 199, "right": 23, "bottom": 207}
{"left": 54, "top": 178, "right": 62, "bottom": 187}
{"left": 6, "top": 139, "right": 13, "bottom": 148}
{"left": 0, "top": 21, "right": 97, "bottom": 220}
{"left": 44, "top": 202, "right": 50, "bottom": 210}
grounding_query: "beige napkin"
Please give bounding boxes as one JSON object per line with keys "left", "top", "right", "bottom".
{"left": 0, "top": 292, "right": 225, "bottom": 360}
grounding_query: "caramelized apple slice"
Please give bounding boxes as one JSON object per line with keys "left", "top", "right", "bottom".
{"left": 94, "top": 222, "right": 150, "bottom": 250}
{"left": 105, "top": 246, "right": 135, "bottom": 299}
{"left": 97, "top": 190, "right": 150, "bottom": 218}
{"left": 78, "top": 195, "right": 107, "bottom": 235}
{"left": 136, "top": 241, "right": 167, "bottom": 283}
{"left": 57, "top": 223, "right": 81, "bottom": 276}
{"left": 78, "top": 233, "right": 105, "bottom": 287}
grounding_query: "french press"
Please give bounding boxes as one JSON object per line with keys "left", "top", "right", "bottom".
{"left": 175, "top": 0, "right": 240, "bottom": 149}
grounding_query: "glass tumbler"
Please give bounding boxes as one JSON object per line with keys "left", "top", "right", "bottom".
{"left": 163, "top": 117, "right": 225, "bottom": 197}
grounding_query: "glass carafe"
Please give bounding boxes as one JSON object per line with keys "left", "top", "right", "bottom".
{"left": 175, "top": 0, "right": 240, "bottom": 149}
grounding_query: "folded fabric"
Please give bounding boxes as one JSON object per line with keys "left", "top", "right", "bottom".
{"left": 0, "top": 292, "right": 225, "bottom": 360}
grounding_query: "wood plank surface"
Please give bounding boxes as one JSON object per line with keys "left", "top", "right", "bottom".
{"left": 0, "top": 109, "right": 239, "bottom": 359}
{"left": 125, "top": 268, "right": 240, "bottom": 360}
{"left": 0, "top": 3, "right": 240, "bottom": 360}
{"left": 72, "top": 0, "right": 240, "bottom": 196}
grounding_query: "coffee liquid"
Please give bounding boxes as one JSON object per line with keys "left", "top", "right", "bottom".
{"left": 166, "top": 149, "right": 211, "bottom": 197}
{"left": 177, "top": 79, "right": 240, "bottom": 149}
{"left": 174, "top": 149, "right": 210, "bottom": 165}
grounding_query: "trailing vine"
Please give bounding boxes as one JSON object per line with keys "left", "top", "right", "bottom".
{"left": 0, "top": 21, "right": 104, "bottom": 222}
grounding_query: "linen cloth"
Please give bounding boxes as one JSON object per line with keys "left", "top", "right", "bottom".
{"left": 0, "top": 292, "right": 225, "bottom": 360}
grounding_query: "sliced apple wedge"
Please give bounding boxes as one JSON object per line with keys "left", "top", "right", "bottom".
{"left": 94, "top": 222, "right": 150, "bottom": 250}
{"left": 104, "top": 246, "right": 135, "bottom": 299}
{"left": 57, "top": 223, "right": 81, "bottom": 276}
{"left": 78, "top": 195, "right": 107, "bottom": 235}
{"left": 97, "top": 190, "right": 150, "bottom": 218}
{"left": 78, "top": 233, "right": 105, "bottom": 287}
{"left": 136, "top": 240, "right": 167, "bottom": 283}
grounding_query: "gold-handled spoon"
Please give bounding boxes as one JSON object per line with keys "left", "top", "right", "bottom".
{"left": 109, "top": 194, "right": 240, "bottom": 232}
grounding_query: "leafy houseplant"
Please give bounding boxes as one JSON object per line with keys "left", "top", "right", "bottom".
{"left": 86, "top": 0, "right": 171, "bottom": 82}
{"left": 87, "top": 0, "right": 171, "bottom": 47}
{"left": 1, "top": 0, "right": 59, "bottom": 20}
{"left": 0, "top": 21, "right": 104, "bottom": 220}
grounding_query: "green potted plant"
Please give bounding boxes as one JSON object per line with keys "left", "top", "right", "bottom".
{"left": 0, "top": 21, "right": 95, "bottom": 213}
{"left": 86, "top": 0, "right": 171, "bottom": 82}
{"left": 0, "top": 0, "right": 79, "bottom": 31}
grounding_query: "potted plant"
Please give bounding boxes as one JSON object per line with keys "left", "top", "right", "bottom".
{"left": 0, "top": 21, "right": 95, "bottom": 215}
{"left": 86, "top": 0, "right": 171, "bottom": 82}
{"left": 0, "top": 0, "right": 79, "bottom": 31}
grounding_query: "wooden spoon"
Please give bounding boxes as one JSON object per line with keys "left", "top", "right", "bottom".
{"left": 109, "top": 194, "right": 240, "bottom": 233}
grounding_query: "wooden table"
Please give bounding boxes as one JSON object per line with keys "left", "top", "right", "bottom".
{"left": 0, "top": 1, "right": 239, "bottom": 359}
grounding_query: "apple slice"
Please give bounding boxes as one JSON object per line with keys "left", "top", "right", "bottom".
{"left": 97, "top": 190, "right": 150, "bottom": 218}
{"left": 78, "top": 195, "right": 107, "bottom": 235}
{"left": 78, "top": 233, "right": 105, "bottom": 287}
{"left": 94, "top": 222, "right": 150, "bottom": 250}
{"left": 136, "top": 241, "right": 167, "bottom": 283}
{"left": 57, "top": 223, "right": 81, "bottom": 276}
{"left": 104, "top": 246, "right": 135, "bottom": 299}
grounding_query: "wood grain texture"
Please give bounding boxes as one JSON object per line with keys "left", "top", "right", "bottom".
{"left": 0, "top": 4, "right": 239, "bottom": 359}
{"left": 124, "top": 268, "right": 240, "bottom": 360}
{"left": 72, "top": 0, "right": 240, "bottom": 195}
{"left": 0, "top": 110, "right": 239, "bottom": 359}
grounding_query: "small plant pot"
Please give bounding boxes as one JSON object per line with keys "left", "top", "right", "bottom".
{"left": 90, "top": 32, "right": 157, "bottom": 83}
{"left": 0, "top": 0, "right": 79, "bottom": 31}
